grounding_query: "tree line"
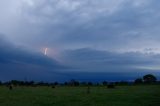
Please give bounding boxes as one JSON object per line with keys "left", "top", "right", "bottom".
{"left": 0, "top": 74, "right": 159, "bottom": 87}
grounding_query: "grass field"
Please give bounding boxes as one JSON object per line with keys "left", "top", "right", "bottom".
{"left": 0, "top": 85, "right": 160, "bottom": 106}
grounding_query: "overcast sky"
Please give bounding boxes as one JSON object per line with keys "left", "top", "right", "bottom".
{"left": 0, "top": 0, "right": 160, "bottom": 82}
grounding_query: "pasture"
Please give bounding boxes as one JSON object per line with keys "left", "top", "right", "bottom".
{"left": 0, "top": 85, "right": 160, "bottom": 106}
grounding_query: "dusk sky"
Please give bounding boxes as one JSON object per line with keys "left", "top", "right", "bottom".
{"left": 0, "top": 0, "right": 160, "bottom": 82}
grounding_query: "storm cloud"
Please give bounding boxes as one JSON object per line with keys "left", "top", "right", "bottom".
{"left": 0, "top": 35, "right": 66, "bottom": 81}
{"left": 61, "top": 48, "right": 160, "bottom": 71}
{"left": 0, "top": 0, "right": 160, "bottom": 81}
{"left": 0, "top": 0, "right": 160, "bottom": 50}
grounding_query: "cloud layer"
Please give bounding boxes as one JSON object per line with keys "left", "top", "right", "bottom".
{"left": 61, "top": 48, "right": 160, "bottom": 71}
{"left": 1, "top": 0, "right": 160, "bottom": 51}
{"left": 0, "top": 0, "right": 160, "bottom": 81}
{"left": 0, "top": 35, "right": 67, "bottom": 81}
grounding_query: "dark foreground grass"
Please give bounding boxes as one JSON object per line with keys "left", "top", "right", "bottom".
{"left": 0, "top": 85, "right": 160, "bottom": 106}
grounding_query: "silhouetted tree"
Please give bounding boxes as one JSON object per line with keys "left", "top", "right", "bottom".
{"left": 11, "top": 80, "right": 19, "bottom": 86}
{"left": 102, "top": 81, "right": 108, "bottom": 86}
{"left": 54, "top": 82, "right": 59, "bottom": 86}
{"left": 19, "top": 81, "right": 25, "bottom": 85}
{"left": 70, "top": 79, "right": 75, "bottom": 86}
{"left": 64, "top": 82, "right": 68, "bottom": 86}
{"left": 88, "top": 82, "right": 93, "bottom": 86}
{"left": 29, "top": 81, "right": 34, "bottom": 85}
{"left": 134, "top": 78, "right": 143, "bottom": 84}
{"left": 143, "top": 74, "right": 157, "bottom": 83}
{"left": 37, "top": 81, "right": 45, "bottom": 86}
{"left": 115, "top": 82, "right": 119, "bottom": 85}
{"left": 69, "top": 79, "right": 80, "bottom": 86}
{"left": 81, "top": 82, "right": 87, "bottom": 86}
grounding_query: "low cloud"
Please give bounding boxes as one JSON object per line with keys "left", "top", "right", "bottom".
{"left": 0, "top": 35, "right": 61, "bottom": 67}
{"left": 0, "top": 35, "right": 65, "bottom": 81}
{"left": 61, "top": 48, "right": 160, "bottom": 72}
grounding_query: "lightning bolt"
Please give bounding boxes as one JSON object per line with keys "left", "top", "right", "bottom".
{"left": 44, "top": 48, "right": 48, "bottom": 55}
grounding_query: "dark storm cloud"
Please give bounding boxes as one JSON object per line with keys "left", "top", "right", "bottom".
{"left": 0, "top": 35, "right": 61, "bottom": 67}
{"left": 61, "top": 48, "right": 160, "bottom": 72}
{"left": 0, "top": 0, "right": 160, "bottom": 81}
{"left": 0, "top": 35, "right": 68, "bottom": 81}
{"left": 0, "top": 35, "right": 159, "bottom": 81}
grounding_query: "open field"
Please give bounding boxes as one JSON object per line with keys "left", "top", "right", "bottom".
{"left": 0, "top": 85, "right": 160, "bottom": 106}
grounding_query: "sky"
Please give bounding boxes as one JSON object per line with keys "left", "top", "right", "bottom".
{"left": 0, "top": 0, "right": 160, "bottom": 82}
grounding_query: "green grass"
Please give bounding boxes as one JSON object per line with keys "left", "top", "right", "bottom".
{"left": 0, "top": 85, "right": 160, "bottom": 106}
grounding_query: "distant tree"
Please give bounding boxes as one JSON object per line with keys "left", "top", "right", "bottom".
{"left": 134, "top": 78, "right": 143, "bottom": 84}
{"left": 64, "top": 82, "right": 68, "bottom": 86}
{"left": 19, "top": 81, "right": 25, "bottom": 85}
{"left": 102, "top": 81, "right": 108, "bottom": 86}
{"left": 69, "top": 79, "right": 80, "bottom": 86}
{"left": 143, "top": 74, "right": 157, "bottom": 83}
{"left": 115, "top": 82, "right": 119, "bottom": 85}
{"left": 88, "top": 82, "right": 93, "bottom": 86}
{"left": 24, "top": 81, "right": 29, "bottom": 86}
{"left": 11, "top": 80, "right": 19, "bottom": 86}
{"left": 74, "top": 81, "right": 80, "bottom": 86}
{"left": 70, "top": 79, "right": 75, "bottom": 86}
{"left": 37, "top": 81, "right": 45, "bottom": 86}
{"left": 54, "top": 82, "right": 59, "bottom": 86}
{"left": 30, "top": 81, "right": 34, "bottom": 85}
